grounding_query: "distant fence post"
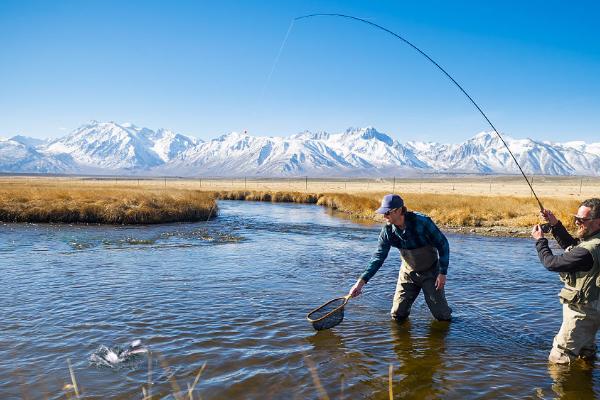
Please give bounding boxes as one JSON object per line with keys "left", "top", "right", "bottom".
{"left": 392, "top": 176, "right": 396, "bottom": 193}
{"left": 305, "top": 176, "right": 308, "bottom": 191}
{"left": 164, "top": 177, "right": 167, "bottom": 188}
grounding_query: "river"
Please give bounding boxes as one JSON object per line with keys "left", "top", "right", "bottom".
{"left": 1, "top": 200, "right": 598, "bottom": 399}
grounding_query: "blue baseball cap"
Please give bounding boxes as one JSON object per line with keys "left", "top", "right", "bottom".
{"left": 376, "top": 194, "right": 404, "bottom": 214}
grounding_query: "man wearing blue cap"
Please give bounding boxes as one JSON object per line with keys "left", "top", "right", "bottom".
{"left": 348, "top": 194, "right": 452, "bottom": 321}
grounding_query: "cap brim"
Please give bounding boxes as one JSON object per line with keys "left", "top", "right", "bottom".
{"left": 375, "top": 207, "right": 390, "bottom": 214}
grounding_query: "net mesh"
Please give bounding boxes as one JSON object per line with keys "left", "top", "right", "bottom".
{"left": 307, "top": 297, "right": 347, "bottom": 331}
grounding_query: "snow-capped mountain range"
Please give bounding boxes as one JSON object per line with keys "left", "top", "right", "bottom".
{"left": 1, "top": 121, "right": 598, "bottom": 176}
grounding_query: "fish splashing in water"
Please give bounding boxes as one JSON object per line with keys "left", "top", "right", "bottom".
{"left": 89, "top": 339, "right": 148, "bottom": 368}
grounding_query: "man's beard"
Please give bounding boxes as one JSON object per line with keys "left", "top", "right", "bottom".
{"left": 576, "top": 225, "right": 588, "bottom": 238}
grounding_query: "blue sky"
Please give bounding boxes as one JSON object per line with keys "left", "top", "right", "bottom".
{"left": 1, "top": 0, "right": 599, "bottom": 143}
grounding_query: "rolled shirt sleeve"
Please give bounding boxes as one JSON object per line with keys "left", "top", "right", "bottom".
{"left": 360, "top": 227, "right": 391, "bottom": 283}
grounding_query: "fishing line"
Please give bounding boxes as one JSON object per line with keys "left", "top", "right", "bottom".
{"left": 260, "top": 19, "right": 296, "bottom": 104}
{"left": 294, "top": 13, "right": 544, "bottom": 211}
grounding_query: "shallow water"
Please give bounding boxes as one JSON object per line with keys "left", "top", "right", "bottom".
{"left": 1, "top": 200, "right": 598, "bottom": 399}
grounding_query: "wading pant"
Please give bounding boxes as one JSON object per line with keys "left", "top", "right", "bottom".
{"left": 390, "top": 265, "right": 452, "bottom": 321}
{"left": 549, "top": 300, "right": 600, "bottom": 364}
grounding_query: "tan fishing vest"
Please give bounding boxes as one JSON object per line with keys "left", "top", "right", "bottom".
{"left": 558, "top": 232, "right": 600, "bottom": 305}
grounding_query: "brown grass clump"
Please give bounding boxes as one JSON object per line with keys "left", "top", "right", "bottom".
{"left": 213, "top": 190, "right": 319, "bottom": 204}
{"left": 0, "top": 187, "right": 217, "bottom": 224}
{"left": 316, "top": 193, "right": 380, "bottom": 219}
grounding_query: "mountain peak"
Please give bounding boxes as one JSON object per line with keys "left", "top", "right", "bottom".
{"left": 342, "top": 126, "right": 394, "bottom": 146}
{"left": 290, "top": 130, "right": 331, "bottom": 140}
{"left": 9, "top": 135, "right": 46, "bottom": 148}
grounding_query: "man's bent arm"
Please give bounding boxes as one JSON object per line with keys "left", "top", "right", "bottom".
{"left": 551, "top": 221, "right": 579, "bottom": 250}
{"left": 535, "top": 238, "right": 593, "bottom": 272}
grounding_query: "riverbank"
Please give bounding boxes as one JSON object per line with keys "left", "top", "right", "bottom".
{"left": 0, "top": 177, "right": 581, "bottom": 234}
{"left": 212, "top": 189, "right": 578, "bottom": 236}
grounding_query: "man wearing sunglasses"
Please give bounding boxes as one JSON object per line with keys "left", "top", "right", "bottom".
{"left": 532, "top": 198, "right": 600, "bottom": 364}
{"left": 347, "top": 194, "right": 452, "bottom": 322}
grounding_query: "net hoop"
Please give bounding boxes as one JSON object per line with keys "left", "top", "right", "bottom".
{"left": 306, "top": 295, "right": 350, "bottom": 328}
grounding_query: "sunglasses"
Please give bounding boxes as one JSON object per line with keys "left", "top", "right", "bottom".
{"left": 384, "top": 209, "right": 397, "bottom": 216}
{"left": 573, "top": 215, "right": 596, "bottom": 224}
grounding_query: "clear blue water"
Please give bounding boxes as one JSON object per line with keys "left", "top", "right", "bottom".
{"left": 1, "top": 200, "right": 598, "bottom": 399}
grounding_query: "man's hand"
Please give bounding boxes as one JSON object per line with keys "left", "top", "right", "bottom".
{"left": 435, "top": 274, "right": 446, "bottom": 291}
{"left": 540, "top": 209, "right": 558, "bottom": 226}
{"left": 531, "top": 224, "right": 544, "bottom": 240}
{"left": 348, "top": 279, "right": 365, "bottom": 298}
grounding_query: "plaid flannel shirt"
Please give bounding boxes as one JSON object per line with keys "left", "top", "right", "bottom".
{"left": 360, "top": 211, "right": 449, "bottom": 283}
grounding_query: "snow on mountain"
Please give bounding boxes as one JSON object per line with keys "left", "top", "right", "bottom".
{"left": 325, "top": 127, "right": 428, "bottom": 171}
{"left": 290, "top": 130, "right": 331, "bottom": 141}
{"left": 0, "top": 137, "right": 74, "bottom": 173}
{"left": 163, "top": 130, "right": 357, "bottom": 176}
{"left": 0, "top": 122, "right": 598, "bottom": 176}
{"left": 407, "top": 131, "right": 600, "bottom": 176}
{"left": 149, "top": 128, "right": 200, "bottom": 162}
{"left": 9, "top": 135, "right": 48, "bottom": 149}
{"left": 559, "top": 141, "right": 600, "bottom": 156}
{"left": 44, "top": 121, "right": 198, "bottom": 170}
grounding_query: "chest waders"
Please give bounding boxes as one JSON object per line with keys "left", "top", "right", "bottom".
{"left": 385, "top": 223, "right": 439, "bottom": 272}
{"left": 559, "top": 232, "right": 600, "bottom": 305}
{"left": 385, "top": 224, "right": 451, "bottom": 321}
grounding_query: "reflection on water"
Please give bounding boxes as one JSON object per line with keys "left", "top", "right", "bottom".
{"left": 1, "top": 200, "right": 600, "bottom": 399}
{"left": 548, "top": 363, "right": 597, "bottom": 399}
{"left": 387, "top": 320, "right": 450, "bottom": 399}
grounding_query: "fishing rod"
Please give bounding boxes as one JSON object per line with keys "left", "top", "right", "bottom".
{"left": 294, "top": 13, "right": 545, "bottom": 211}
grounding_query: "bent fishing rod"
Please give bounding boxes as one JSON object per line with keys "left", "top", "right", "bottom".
{"left": 294, "top": 13, "right": 545, "bottom": 211}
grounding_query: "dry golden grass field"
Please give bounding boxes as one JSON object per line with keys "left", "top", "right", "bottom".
{"left": 1, "top": 175, "right": 598, "bottom": 232}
